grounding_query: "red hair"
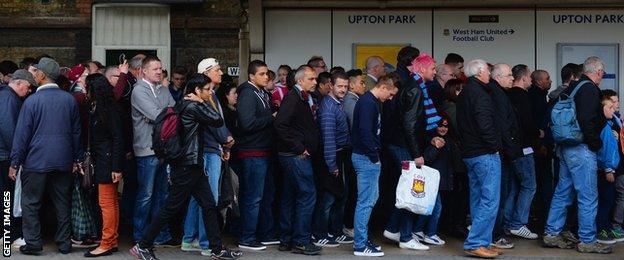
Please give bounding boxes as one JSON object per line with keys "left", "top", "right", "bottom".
{"left": 411, "top": 53, "right": 436, "bottom": 74}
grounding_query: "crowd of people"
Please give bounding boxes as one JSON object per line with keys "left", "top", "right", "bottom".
{"left": 0, "top": 46, "right": 622, "bottom": 259}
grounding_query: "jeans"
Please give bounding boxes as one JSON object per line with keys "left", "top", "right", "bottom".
{"left": 314, "top": 150, "right": 349, "bottom": 238}
{"left": 278, "top": 155, "right": 316, "bottom": 246}
{"left": 239, "top": 156, "right": 275, "bottom": 244}
{"left": 545, "top": 144, "right": 598, "bottom": 244}
{"left": 504, "top": 154, "right": 537, "bottom": 230}
{"left": 463, "top": 153, "right": 501, "bottom": 250}
{"left": 133, "top": 155, "right": 171, "bottom": 243}
{"left": 536, "top": 149, "right": 555, "bottom": 220}
{"left": 98, "top": 183, "right": 120, "bottom": 250}
{"left": 182, "top": 152, "right": 221, "bottom": 249}
{"left": 413, "top": 193, "right": 442, "bottom": 237}
{"left": 352, "top": 153, "right": 381, "bottom": 249}
{"left": 597, "top": 172, "right": 615, "bottom": 232}
{"left": 139, "top": 165, "right": 222, "bottom": 252}
{"left": 493, "top": 162, "right": 512, "bottom": 240}
{"left": 384, "top": 145, "right": 416, "bottom": 242}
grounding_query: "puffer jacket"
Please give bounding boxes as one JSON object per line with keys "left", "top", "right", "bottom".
{"left": 175, "top": 100, "right": 223, "bottom": 167}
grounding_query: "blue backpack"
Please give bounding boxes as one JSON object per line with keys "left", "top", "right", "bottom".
{"left": 550, "top": 80, "right": 589, "bottom": 145}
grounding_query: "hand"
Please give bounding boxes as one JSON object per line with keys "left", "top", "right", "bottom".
{"left": 299, "top": 150, "right": 310, "bottom": 159}
{"left": 606, "top": 172, "right": 615, "bottom": 183}
{"left": 433, "top": 137, "right": 445, "bottom": 148}
{"left": 414, "top": 156, "right": 425, "bottom": 167}
{"left": 73, "top": 163, "right": 82, "bottom": 173}
{"left": 119, "top": 60, "right": 129, "bottom": 74}
{"left": 221, "top": 151, "right": 230, "bottom": 161}
{"left": 8, "top": 167, "right": 17, "bottom": 181}
{"left": 185, "top": 93, "right": 204, "bottom": 103}
{"left": 111, "top": 171, "right": 123, "bottom": 183}
{"left": 162, "top": 79, "right": 170, "bottom": 88}
{"left": 331, "top": 170, "right": 339, "bottom": 177}
{"left": 539, "top": 130, "right": 545, "bottom": 139}
{"left": 223, "top": 136, "right": 235, "bottom": 149}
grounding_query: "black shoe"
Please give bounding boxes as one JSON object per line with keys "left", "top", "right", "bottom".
{"left": 84, "top": 248, "right": 114, "bottom": 257}
{"left": 211, "top": 247, "right": 243, "bottom": 259}
{"left": 153, "top": 239, "right": 180, "bottom": 248}
{"left": 278, "top": 242, "right": 292, "bottom": 252}
{"left": 130, "top": 244, "right": 158, "bottom": 260}
{"left": 238, "top": 241, "right": 266, "bottom": 251}
{"left": 19, "top": 245, "right": 43, "bottom": 255}
{"left": 59, "top": 247, "right": 72, "bottom": 254}
{"left": 292, "top": 243, "right": 322, "bottom": 255}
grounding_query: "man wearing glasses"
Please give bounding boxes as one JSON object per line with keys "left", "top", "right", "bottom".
{"left": 307, "top": 56, "right": 328, "bottom": 75}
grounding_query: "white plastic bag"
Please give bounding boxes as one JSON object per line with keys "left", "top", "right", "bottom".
{"left": 13, "top": 167, "right": 22, "bottom": 217}
{"left": 395, "top": 162, "right": 440, "bottom": 215}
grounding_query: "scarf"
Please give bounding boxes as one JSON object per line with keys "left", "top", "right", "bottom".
{"left": 414, "top": 74, "right": 441, "bottom": 131}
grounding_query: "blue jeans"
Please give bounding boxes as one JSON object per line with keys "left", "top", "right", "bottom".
{"left": 413, "top": 193, "right": 442, "bottom": 237}
{"left": 278, "top": 155, "right": 316, "bottom": 246}
{"left": 504, "top": 154, "right": 536, "bottom": 230}
{"left": 238, "top": 156, "right": 275, "bottom": 244}
{"left": 182, "top": 152, "right": 221, "bottom": 249}
{"left": 352, "top": 153, "right": 381, "bottom": 249}
{"left": 463, "top": 153, "right": 501, "bottom": 250}
{"left": 133, "top": 155, "right": 171, "bottom": 243}
{"left": 384, "top": 145, "right": 416, "bottom": 242}
{"left": 545, "top": 144, "right": 598, "bottom": 243}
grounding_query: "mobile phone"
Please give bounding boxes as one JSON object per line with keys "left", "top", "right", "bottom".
{"left": 118, "top": 53, "right": 126, "bottom": 65}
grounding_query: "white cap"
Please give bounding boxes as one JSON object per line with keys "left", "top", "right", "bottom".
{"left": 197, "top": 58, "right": 219, "bottom": 73}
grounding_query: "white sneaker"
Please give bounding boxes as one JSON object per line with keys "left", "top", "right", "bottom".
{"left": 509, "top": 226, "right": 538, "bottom": 240}
{"left": 11, "top": 237, "right": 26, "bottom": 249}
{"left": 343, "top": 227, "right": 355, "bottom": 238}
{"left": 412, "top": 231, "right": 425, "bottom": 242}
{"left": 383, "top": 230, "right": 400, "bottom": 242}
{"left": 423, "top": 235, "right": 446, "bottom": 245}
{"left": 399, "top": 239, "right": 429, "bottom": 251}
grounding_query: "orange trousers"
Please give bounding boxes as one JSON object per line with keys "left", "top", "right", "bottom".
{"left": 98, "top": 183, "right": 119, "bottom": 250}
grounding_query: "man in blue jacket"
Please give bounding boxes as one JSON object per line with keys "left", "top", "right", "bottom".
{"left": 9, "top": 58, "right": 83, "bottom": 255}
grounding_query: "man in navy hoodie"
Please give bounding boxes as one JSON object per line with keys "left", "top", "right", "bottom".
{"left": 10, "top": 57, "right": 83, "bottom": 255}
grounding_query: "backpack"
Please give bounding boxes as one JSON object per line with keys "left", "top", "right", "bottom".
{"left": 152, "top": 107, "right": 184, "bottom": 162}
{"left": 550, "top": 80, "right": 589, "bottom": 145}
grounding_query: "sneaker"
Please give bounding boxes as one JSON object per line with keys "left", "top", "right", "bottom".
{"left": 354, "top": 245, "right": 384, "bottom": 257}
{"left": 509, "top": 226, "right": 538, "bottom": 240}
{"left": 292, "top": 243, "right": 322, "bottom": 255}
{"left": 609, "top": 228, "right": 624, "bottom": 243}
{"left": 313, "top": 237, "right": 339, "bottom": 247}
{"left": 343, "top": 227, "right": 354, "bottom": 238}
{"left": 399, "top": 239, "right": 429, "bottom": 251}
{"left": 464, "top": 247, "right": 497, "bottom": 259}
{"left": 129, "top": 244, "right": 157, "bottom": 260}
{"left": 367, "top": 240, "right": 382, "bottom": 251}
{"left": 180, "top": 241, "right": 202, "bottom": 252}
{"left": 576, "top": 242, "right": 613, "bottom": 254}
{"left": 542, "top": 234, "right": 575, "bottom": 249}
{"left": 154, "top": 239, "right": 181, "bottom": 248}
{"left": 278, "top": 242, "right": 292, "bottom": 252}
{"left": 19, "top": 245, "right": 43, "bottom": 256}
{"left": 560, "top": 230, "right": 580, "bottom": 244}
{"left": 383, "top": 230, "right": 400, "bottom": 242}
{"left": 211, "top": 247, "right": 243, "bottom": 259}
{"left": 597, "top": 230, "right": 617, "bottom": 245}
{"left": 11, "top": 238, "right": 26, "bottom": 249}
{"left": 423, "top": 235, "right": 446, "bottom": 245}
{"left": 72, "top": 238, "right": 99, "bottom": 248}
{"left": 412, "top": 231, "right": 425, "bottom": 242}
{"left": 200, "top": 249, "right": 211, "bottom": 256}
{"left": 260, "top": 238, "right": 280, "bottom": 245}
{"left": 490, "top": 237, "right": 514, "bottom": 249}
{"left": 237, "top": 241, "right": 266, "bottom": 251}
{"left": 335, "top": 234, "right": 354, "bottom": 244}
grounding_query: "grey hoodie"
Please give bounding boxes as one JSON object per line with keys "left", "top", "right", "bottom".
{"left": 131, "top": 79, "right": 175, "bottom": 157}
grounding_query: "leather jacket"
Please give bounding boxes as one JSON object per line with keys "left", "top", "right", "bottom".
{"left": 387, "top": 76, "right": 426, "bottom": 158}
{"left": 175, "top": 100, "right": 223, "bottom": 166}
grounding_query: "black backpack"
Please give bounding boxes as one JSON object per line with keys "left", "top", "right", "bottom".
{"left": 152, "top": 107, "right": 185, "bottom": 162}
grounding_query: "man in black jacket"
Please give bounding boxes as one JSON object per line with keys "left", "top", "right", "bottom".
{"left": 275, "top": 65, "right": 322, "bottom": 255}
{"left": 131, "top": 76, "right": 242, "bottom": 260}
{"left": 543, "top": 57, "right": 612, "bottom": 254}
{"left": 457, "top": 59, "right": 501, "bottom": 259}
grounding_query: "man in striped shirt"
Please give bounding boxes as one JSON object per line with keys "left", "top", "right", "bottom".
{"left": 313, "top": 72, "right": 354, "bottom": 247}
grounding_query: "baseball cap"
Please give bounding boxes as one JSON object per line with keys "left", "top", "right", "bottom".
{"left": 197, "top": 58, "right": 219, "bottom": 73}
{"left": 11, "top": 69, "right": 38, "bottom": 87}
{"left": 35, "top": 57, "right": 60, "bottom": 81}
{"left": 67, "top": 64, "right": 87, "bottom": 83}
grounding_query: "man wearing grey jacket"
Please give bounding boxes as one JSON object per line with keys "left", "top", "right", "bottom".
{"left": 131, "top": 56, "right": 176, "bottom": 246}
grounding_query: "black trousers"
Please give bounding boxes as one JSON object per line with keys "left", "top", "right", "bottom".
{"left": 139, "top": 164, "right": 222, "bottom": 251}
{"left": 0, "top": 160, "right": 22, "bottom": 242}
{"left": 21, "top": 170, "right": 72, "bottom": 250}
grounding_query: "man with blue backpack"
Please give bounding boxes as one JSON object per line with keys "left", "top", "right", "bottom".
{"left": 544, "top": 56, "right": 612, "bottom": 254}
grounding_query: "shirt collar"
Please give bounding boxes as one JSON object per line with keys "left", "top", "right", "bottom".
{"left": 367, "top": 73, "right": 378, "bottom": 82}
{"left": 36, "top": 83, "right": 59, "bottom": 92}
{"left": 142, "top": 79, "right": 159, "bottom": 89}
{"left": 328, "top": 94, "right": 340, "bottom": 104}
{"left": 347, "top": 91, "right": 360, "bottom": 99}
{"left": 248, "top": 81, "right": 261, "bottom": 91}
